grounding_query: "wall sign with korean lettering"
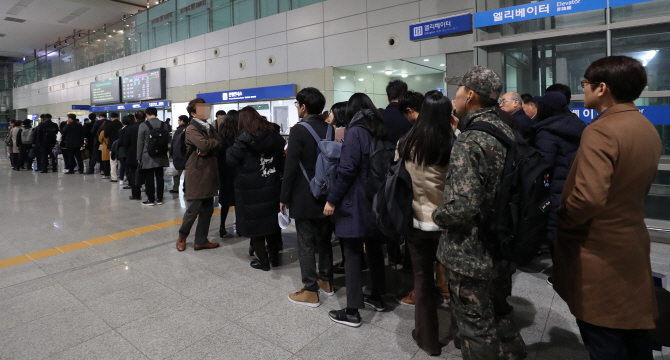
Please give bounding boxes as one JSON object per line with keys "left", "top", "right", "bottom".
{"left": 572, "top": 106, "right": 670, "bottom": 125}
{"left": 410, "top": 13, "right": 472, "bottom": 42}
{"left": 197, "top": 84, "right": 297, "bottom": 104}
{"left": 474, "top": 0, "right": 608, "bottom": 28}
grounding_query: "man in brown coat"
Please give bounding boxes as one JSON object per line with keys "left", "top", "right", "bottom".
{"left": 176, "top": 98, "right": 222, "bottom": 252}
{"left": 555, "top": 55, "right": 662, "bottom": 360}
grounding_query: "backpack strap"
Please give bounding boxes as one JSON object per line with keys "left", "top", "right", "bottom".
{"left": 144, "top": 121, "right": 154, "bottom": 132}
{"left": 296, "top": 122, "right": 328, "bottom": 183}
{"left": 466, "top": 122, "right": 514, "bottom": 149}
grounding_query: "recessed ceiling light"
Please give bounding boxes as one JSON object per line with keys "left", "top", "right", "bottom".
{"left": 340, "top": 76, "right": 346, "bottom": 79}
{"left": 423, "top": 59, "right": 429, "bottom": 62}
{"left": 358, "top": 78, "right": 364, "bottom": 81}
{"left": 401, "top": 74, "right": 408, "bottom": 78}
{"left": 440, "top": 64, "right": 445, "bottom": 67}
{"left": 384, "top": 70, "right": 393, "bottom": 75}
{"left": 367, "top": 65, "right": 372, "bottom": 69}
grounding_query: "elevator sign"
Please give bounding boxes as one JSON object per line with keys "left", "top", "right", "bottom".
{"left": 410, "top": 13, "right": 472, "bottom": 42}
{"left": 572, "top": 106, "right": 670, "bottom": 125}
{"left": 474, "top": 0, "right": 607, "bottom": 28}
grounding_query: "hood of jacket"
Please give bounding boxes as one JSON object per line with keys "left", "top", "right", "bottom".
{"left": 239, "top": 129, "right": 284, "bottom": 155}
{"left": 348, "top": 109, "right": 375, "bottom": 129}
{"left": 530, "top": 111, "right": 586, "bottom": 140}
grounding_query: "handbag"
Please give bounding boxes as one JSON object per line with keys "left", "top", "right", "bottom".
{"left": 164, "top": 160, "right": 179, "bottom": 177}
{"left": 82, "top": 148, "right": 90, "bottom": 160}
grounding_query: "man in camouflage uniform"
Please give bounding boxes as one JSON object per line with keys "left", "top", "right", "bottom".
{"left": 432, "top": 66, "right": 527, "bottom": 360}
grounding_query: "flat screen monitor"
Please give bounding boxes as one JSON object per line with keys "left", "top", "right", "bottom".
{"left": 90, "top": 77, "right": 122, "bottom": 106}
{"left": 122, "top": 68, "right": 167, "bottom": 103}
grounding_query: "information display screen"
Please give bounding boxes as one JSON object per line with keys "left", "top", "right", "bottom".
{"left": 122, "top": 68, "right": 167, "bottom": 103}
{"left": 90, "top": 78, "right": 122, "bottom": 106}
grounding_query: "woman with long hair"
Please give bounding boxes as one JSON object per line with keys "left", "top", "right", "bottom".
{"left": 326, "top": 101, "right": 348, "bottom": 143}
{"left": 217, "top": 110, "right": 238, "bottom": 237}
{"left": 226, "top": 107, "right": 285, "bottom": 271}
{"left": 324, "top": 93, "right": 389, "bottom": 327}
{"left": 398, "top": 92, "right": 457, "bottom": 356}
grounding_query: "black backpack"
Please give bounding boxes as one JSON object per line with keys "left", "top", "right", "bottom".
{"left": 144, "top": 121, "right": 171, "bottom": 158}
{"left": 43, "top": 123, "right": 58, "bottom": 144}
{"left": 372, "top": 158, "right": 413, "bottom": 244}
{"left": 468, "top": 121, "right": 554, "bottom": 268}
{"left": 364, "top": 137, "right": 395, "bottom": 199}
{"left": 172, "top": 122, "right": 204, "bottom": 170}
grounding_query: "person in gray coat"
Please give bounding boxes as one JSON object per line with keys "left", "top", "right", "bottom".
{"left": 137, "top": 107, "right": 170, "bottom": 206}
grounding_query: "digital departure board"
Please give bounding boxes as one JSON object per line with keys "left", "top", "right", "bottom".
{"left": 90, "top": 78, "right": 122, "bottom": 106}
{"left": 122, "top": 68, "right": 167, "bottom": 103}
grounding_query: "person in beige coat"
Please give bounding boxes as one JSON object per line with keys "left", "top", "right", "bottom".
{"left": 9, "top": 120, "right": 21, "bottom": 170}
{"left": 555, "top": 56, "right": 662, "bottom": 360}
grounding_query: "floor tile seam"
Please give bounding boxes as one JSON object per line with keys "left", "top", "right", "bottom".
{"left": 0, "top": 302, "right": 92, "bottom": 340}
{"left": 110, "top": 328, "right": 151, "bottom": 359}
{"left": 230, "top": 315, "right": 300, "bottom": 355}
{"left": 538, "top": 291, "right": 558, "bottom": 344}
{"left": 291, "top": 322, "right": 337, "bottom": 357}
{"left": 159, "top": 321, "right": 232, "bottom": 359}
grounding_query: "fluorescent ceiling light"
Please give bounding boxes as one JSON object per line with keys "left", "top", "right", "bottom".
{"left": 423, "top": 59, "right": 429, "bottom": 62}
{"left": 401, "top": 74, "right": 408, "bottom": 78}
{"left": 384, "top": 70, "right": 393, "bottom": 75}
{"left": 340, "top": 76, "right": 346, "bottom": 79}
{"left": 440, "top": 64, "right": 445, "bottom": 67}
{"left": 367, "top": 65, "right": 372, "bottom": 69}
{"left": 358, "top": 78, "right": 364, "bottom": 81}
{"left": 640, "top": 50, "right": 659, "bottom": 67}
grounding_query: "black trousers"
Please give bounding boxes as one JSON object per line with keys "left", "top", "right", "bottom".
{"left": 127, "top": 163, "right": 141, "bottom": 199}
{"left": 9, "top": 152, "right": 18, "bottom": 168}
{"left": 35, "top": 145, "right": 42, "bottom": 170}
{"left": 67, "top": 148, "right": 84, "bottom": 173}
{"left": 577, "top": 319, "right": 653, "bottom": 360}
{"left": 142, "top": 167, "right": 164, "bottom": 202}
{"left": 87, "top": 148, "right": 99, "bottom": 174}
{"left": 342, "top": 237, "right": 386, "bottom": 309}
{"left": 18, "top": 145, "right": 32, "bottom": 169}
{"left": 179, "top": 198, "right": 214, "bottom": 245}
{"left": 61, "top": 147, "right": 69, "bottom": 170}
{"left": 101, "top": 160, "right": 110, "bottom": 176}
{"left": 219, "top": 199, "right": 232, "bottom": 231}
{"left": 295, "top": 218, "right": 334, "bottom": 292}
{"left": 39, "top": 144, "right": 57, "bottom": 172}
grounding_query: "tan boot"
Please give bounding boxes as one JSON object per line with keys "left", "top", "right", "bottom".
{"left": 288, "top": 289, "right": 320, "bottom": 307}
{"left": 317, "top": 279, "right": 334, "bottom": 296}
{"left": 396, "top": 290, "right": 415, "bottom": 306}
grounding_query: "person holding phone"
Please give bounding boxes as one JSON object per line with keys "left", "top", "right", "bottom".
{"left": 176, "top": 98, "right": 223, "bottom": 252}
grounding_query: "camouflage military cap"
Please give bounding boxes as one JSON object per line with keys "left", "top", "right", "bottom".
{"left": 457, "top": 66, "right": 503, "bottom": 101}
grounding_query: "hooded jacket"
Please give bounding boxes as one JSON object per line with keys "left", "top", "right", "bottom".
{"left": 528, "top": 111, "right": 586, "bottom": 243}
{"left": 226, "top": 129, "right": 285, "bottom": 237}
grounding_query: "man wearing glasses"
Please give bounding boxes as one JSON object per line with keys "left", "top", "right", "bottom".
{"left": 499, "top": 92, "right": 533, "bottom": 137}
{"left": 555, "top": 56, "right": 662, "bottom": 360}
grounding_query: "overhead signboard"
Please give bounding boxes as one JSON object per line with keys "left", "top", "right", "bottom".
{"left": 572, "top": 106, "right": 670, "bottom": 125}
{"left": 122, "top": 68, "right": 167, "bottom": 103}
{"left": 197, "top": 84, "right": 297, "bottom": 104}
{"left": 474, "top": 0, "right": 607, "bottom": 28}
{"left": 410, "top": 13, "right": 472, "bottom": 41}
{"left": 71, "top": 105, "right": 90, "bottom": 110}
{"left": 610, "top": 0, "right": 654, "bottom": 6}
{"left": 90, "top": 77, "right": 122, "bottom": 106}
{"left": 89, "top": 100, "right": 170, "bottom": 113}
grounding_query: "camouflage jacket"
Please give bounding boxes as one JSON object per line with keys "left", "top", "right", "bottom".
{"left": 432, "top": 107, "right": 515, "bottom": 280}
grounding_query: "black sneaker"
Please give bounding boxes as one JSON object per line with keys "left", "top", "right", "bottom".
{"left": 328, "top": 309, "right": 361, "bottom": 328}
{"left": 156, "top": 200, "right": 163, "bottom": 205}
{"left": 333, "top": 261, "right": 345, "bottom": 274}
{"left": 169, "top": 190, "right": 179, "bottom": 194}
{"left": 141, "top": 200, "right": 155, "bottom": 206}
{"left": 546, "top": 276, "right": 553, "bottom": 286}
{"left": 363, "top": 294, "right": 386, "bottom": 312}
{"left": 129, "top": 196, "right": 141, "bottom": 201}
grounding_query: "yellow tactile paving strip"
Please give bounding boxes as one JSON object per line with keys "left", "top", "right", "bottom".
{"left": 0, "top": 207, "right": 231, "bottom": 270}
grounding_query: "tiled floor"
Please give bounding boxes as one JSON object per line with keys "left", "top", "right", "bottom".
{"left": 0, "top": 160, "right": 668, "bottom": 360}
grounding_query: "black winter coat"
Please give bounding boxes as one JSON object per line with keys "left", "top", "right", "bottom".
{"left": 280, "top": 115, "right": 333, "bottom": 219}
{"left": 61, "top": 122, "right": 85, "bottom": 150}
{"left": 226, "top": 129, "right": 286, "bottom": 237}
{"left": 104, "top": 119, "right": 123, "bottom": 146}
{"left": 528, "top": 111, "right": 586, "bottom": 243}
{"left": 123, "top": 121, "right": 142, "bottom": 167}
{"left": 381, "top": 102, "right": 412, "bottom": 145}
{"left": 217, "top": 135, "right": 236, "bottom": 207}
{"left": 83, "top": 122, "right": 93, "bottom": 148}
{"left": 513, "top": 110, "right": 533, "bottom": 138}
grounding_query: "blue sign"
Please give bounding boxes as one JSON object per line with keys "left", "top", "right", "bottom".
{"left": 474, "top": 0, "right": 607, "bottom": 28}
{"left": 71, "top": 105, "right": 90, "bottom": 110}
{"left": 89, "top": 100, "right": 170, "bottom": 113}
{"left": 572, "top": 106, "right": 670, "bottom": 126}
{"left": 197, "top": 84, "right": 296, "bottom": 104}
{"left": 29, "top": 114, "right": 37, "bottom": 121}
{"left": 410, "top": 13, "right": 472, "bottom": 41}
{"left": 610, "top": 0, "right": 654, "bottom": 6}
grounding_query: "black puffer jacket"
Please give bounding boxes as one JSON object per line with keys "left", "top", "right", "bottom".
{"left": 528, "top": 111, "right": 586, "bottom": 244}
{"left": 226, "top": 129, "right": 286, "bottom": 237}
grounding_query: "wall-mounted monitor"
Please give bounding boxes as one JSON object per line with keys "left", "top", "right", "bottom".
{"left": 122, "top": 68, "right": 167, "bottom": 103}
{"left": 90, "top": 77, "right": 122, "bottom": 106}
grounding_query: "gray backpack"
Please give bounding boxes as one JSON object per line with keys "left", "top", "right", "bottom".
{"left": 21, "top": 128, "right": 33, "bottom": 145}
{"left": 298, "top": 122, "right": 341, "bottom": 201}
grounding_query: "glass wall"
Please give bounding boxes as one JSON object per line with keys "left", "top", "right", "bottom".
{"left": 13, "top": 0, "right": 326, "bottom": 88}
{"left": 612, "top": 0, "right": 670, "bottom": 22}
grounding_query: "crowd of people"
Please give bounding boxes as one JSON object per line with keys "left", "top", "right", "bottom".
{"left": 4, "top": 55, "right": 663, "bottom": 360}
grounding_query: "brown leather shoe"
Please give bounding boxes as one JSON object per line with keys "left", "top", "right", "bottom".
{"left": 194, "top": 241, "right": 220, "bottom": 251}
{"left": 176, "top": 237, "right": 186, "bottom": 252}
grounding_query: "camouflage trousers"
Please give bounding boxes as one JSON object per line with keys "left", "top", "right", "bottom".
{"left": 448, "top": 270, "right": 527, "bottom": 360}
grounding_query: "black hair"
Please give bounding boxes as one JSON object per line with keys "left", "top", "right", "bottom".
{"left": 400, "top": 93, "right": 454, "bottom": 167}
{"left": 386, "top": 80, "right": 408, "bottom": 101}
{"left": 178, "top": 115, "right": 190, "bottom": 124}
{"left": 424, "top": 90, "right": 441, "bottom": 98}
{"left": 110, "top": 112, "right": 120, "bottom": 119}
{"left": 296, "top": 87, "right": 326, "bottom": 115}
{"left": 545, "top": 84, "right": 572, "bottom": 103}
{"left": 122, "top": 115, "right": 133, "bottom": 126}
{"left": 98, "top": 112, "right": 107, "bottom": 118}
{"left": 134, "top": 110, "right": 146, "bottom": 122}
{"left": 346, "top": 93, "right": 388, "bottom": 140}
{"left": 330, "top": 102, "right": 348, "bottom": 128}
{"left": 39, "top": 114, "right": 44, "bottom": 119}
{"left": 398, "top": 91, "right": 425, "bottom": 115}
{"left": 520, "top": 94, "right": 535, "bottom": 105}
{"left": 23, "top": 119, "right": 31, "bottom": 127}
{"left": 67, "top": 113, "right": 76, "bottom": 121}
{"left": 59, "top": 121, "right": 66, "bottom": 131}
{"left": 88, "top": 113, "right": 96, "bottom": 121}
{"left": 216, "top": 110, "right": 226, "bottom": 117}
{"left": 145, "top": 107, "right": 158, "bottom": 116}
{"left": 584, "top": 55, "right": 647, "bottom": 103}
{"left": 535, "top": 103, "right": 565, "bottom": 123}
{"left": 221, "top": 110, "right": 239, "bottom": 139}
{"left": 44, "top": 114, "right": 52, "bottom": 120}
